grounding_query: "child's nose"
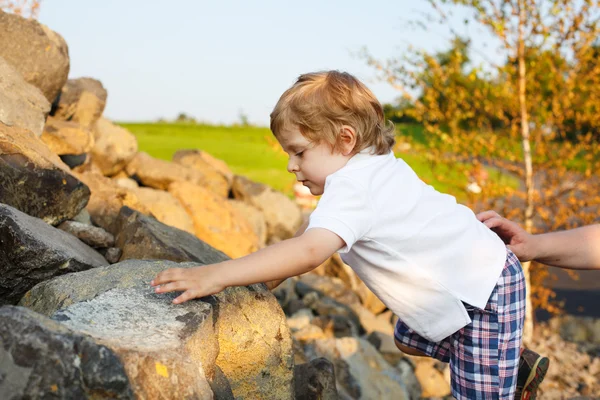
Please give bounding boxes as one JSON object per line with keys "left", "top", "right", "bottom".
{"left": 287, "top": 159, "right": 299, "bottom": 173}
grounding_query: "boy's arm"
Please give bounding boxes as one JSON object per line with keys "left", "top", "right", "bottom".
{"left": 264, "top": 218, "right": 310, "bottom": 290}
{"left": 151, "top": 227, "right": 343, "bottom": 304}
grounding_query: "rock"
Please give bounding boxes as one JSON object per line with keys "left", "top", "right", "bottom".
{"left": 172, "top": 149, "right": 230, "bottom": 196}
{"left": 0, "top": 10, "right": 70, "bottom": 102}
{"left": 59, "top": 153, "right": 88, "bottom": 168}
{"left": 173, "top": 149, "right": 234, "bottom": 184}
{"left": 40, "top": 116, "right": 94, "bottom": 156}
{"left": 311, "top": 337, "right": 410, "bottom": 400}
{"left": 294, "top": 357, "right": 338, "bottom": 400}
{"left": 72, "top": 208, "right": 92, "bottom": 225}
{"left": 231, "top": 175, "right": 303, "bottom": 242}
{"left": 0, "top": 123, "right": 90, "bottom": 225}
{"left": 126, "top": 152, "right": 228, "bottom": 197}
{"left": 0, "top": 204, "right": 108, "bottom": 306}
{"left": 52, "top": 78, "right": 107, "bottom": 128}
{"left": 75, "top": 172, "right": 151, "bottom": 235}
{"left": 130, "top": 186, "right": 195, "bottom": 235}
{"left": 91, "top": 118, "right": 138, "bottom": 176}
{"left": 101, "top": 247, "right": 122, "bottom": 264}
{"left": 21, "top": 259, "right": 294, "bottom": 400}
{"left": 0, "top": 56, "right": 50, "bottom": 136}
{"left": 0, "top": 306, "right": 134, "bottom": 399}
{"left": 229, "top": 199, "right": 268, "bottom": 247}
{"left": 115, "top": 206, "right": 229, "bottom": 264}
{"left": 396, "top": 359, "right": 422, "bottom": 400}
{"left": 58, "top": 220, "right": 115, "bottom": 248}
{"left": 210, "top": 366, "right": 235, "bottom": 400}
{"left": 355, "top": 280, "right": 387, "bottom": 315}
{"left": 113, "top": 177, "right": 139, "bottom": 190}
{"left": 169, "top": 181, "right": 259, "bottom": 258}
{"left": 413, "top": 358, "right": 451, "bottom": 398}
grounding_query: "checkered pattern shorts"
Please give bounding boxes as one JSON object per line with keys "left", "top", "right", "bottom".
{"left": 394, "top": 249, "right": 525, "bottom": 399}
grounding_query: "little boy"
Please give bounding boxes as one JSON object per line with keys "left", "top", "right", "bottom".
{"left": 152, "top": 71, "right": 526, "bottom": 399}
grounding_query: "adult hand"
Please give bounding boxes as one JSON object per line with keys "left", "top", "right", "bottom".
{"left": 476, "top": 210, "right": 536, "bottom": 262}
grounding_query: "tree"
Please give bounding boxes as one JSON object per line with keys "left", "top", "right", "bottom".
{"left": 0, "top": 0, "right": 41, "bottom": 18}
{"left": 368, "top": 0, "right": 600, "bottom": 344}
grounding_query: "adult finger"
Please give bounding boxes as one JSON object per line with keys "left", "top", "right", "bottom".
{"left": 481, "top": 216, "right": 504, "bottom": 230}
{"left": 476, "top": 210, "right": 501, "bottom": 222}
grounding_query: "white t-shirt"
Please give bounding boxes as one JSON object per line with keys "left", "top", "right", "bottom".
{"left": 307, "top": 149, "right": 507, "bottom": 342}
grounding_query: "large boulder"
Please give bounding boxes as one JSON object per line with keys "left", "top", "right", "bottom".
{"left": 127, "top": 152, "right": 228, "bottom": 197}
{"left": 40, "top": 116, "right": 95, "bottom": 157}
{"left": 0, "top": 204, "right": 108, "bottom": 306}
{"left": 114, "top": 206, "right": 229, "bottom": 264}
{"left": 169, "top": 181, "right": 259, "bottom": 258}
{"left": 0, "top": 306, "right": 134, "bottom": 399}
{"left": 52, "top": 78, "right": 107, "bottom": 128}
{"left": 173, "top": 149, "right": 231, "bottom": 193}
{"left": 0, "top": 10, "right": 69, "bottom": 103}
{"left": 20, "top": 259, "right": 294, "bottom": 400}
{"left": 91, "top": 118, "right": 138, "bottom": 176}
{"left": 0, "top": 56, "right": 50, "bottom": 137}
{"left": 229, "top": 199, "right": 268, "bottom": 248}
{"left": 231, "top": 175, "right": 303, "bottom": 242}
{"left": 130, "top": 186, "right": 195, "bottom": 235}
{"left": 75, "top": 172, "right": 150, "bottom": 235}
{"left": 0, "top": 123, "right": 90, "bottom": 225}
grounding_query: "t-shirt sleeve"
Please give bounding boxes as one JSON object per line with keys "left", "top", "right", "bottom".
{"left": 306, "top": 176, "right": 373, "bottom": 253}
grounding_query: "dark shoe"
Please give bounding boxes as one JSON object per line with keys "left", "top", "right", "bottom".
{"left": 514, "top": 349, "right": 550, "bottom": 400}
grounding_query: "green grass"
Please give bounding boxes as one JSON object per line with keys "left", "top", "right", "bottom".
{"left": 120, "top": 122, "right": 518, "bottom": 199}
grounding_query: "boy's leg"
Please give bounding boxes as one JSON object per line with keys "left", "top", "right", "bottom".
{"left": 394, "top": 319, "right": 451, "bottom": 362}
{"left": 448, "top": 250, "right": 526, "bottom": 399}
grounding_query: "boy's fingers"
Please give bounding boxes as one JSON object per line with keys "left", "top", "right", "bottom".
{"left": 155, "top": 281, "right": 190, "bottom": 294}
{"left": 151, "top": 268, "right": 185, "bottom": 286}
{"left": 173, "top": 289, "right": 200, "bottom": 304}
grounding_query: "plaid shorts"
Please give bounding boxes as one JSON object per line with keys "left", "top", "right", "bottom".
{"left": 394, "top": 249, "right": 525, "bottom": 399}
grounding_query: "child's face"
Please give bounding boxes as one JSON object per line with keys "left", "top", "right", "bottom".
{"left": 277, "top": 127, "right": 352, "bottom": 196}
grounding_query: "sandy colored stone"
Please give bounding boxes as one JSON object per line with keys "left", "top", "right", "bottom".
{"left": 40, "top": 116, "right": 94, "bottom": 155}
{"left": 173, "top": 149, "right": 231, "bottom": 191}
{"left": 52, "top": 78, "right": 107, "bottom": 128}
{"left": 169, "top": 181, "right": 259, "bottom": 258}
{"left": 130, "top": 186, "right": 195, "bottom": 235}
{"left": 91, "top": 118, "right": 138, "bottom": 176}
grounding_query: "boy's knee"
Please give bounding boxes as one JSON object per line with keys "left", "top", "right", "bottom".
{"left": 394, "top": 338, "right": 429, "bottom": 357}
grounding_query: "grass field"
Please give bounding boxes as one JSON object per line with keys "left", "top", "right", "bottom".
{"left": 120, "top": 122, "right": 518, "bottom": 199}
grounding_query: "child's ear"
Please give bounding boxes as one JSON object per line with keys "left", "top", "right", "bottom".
{"left": 339, "top": 125, "right": 357, "bottom": 156}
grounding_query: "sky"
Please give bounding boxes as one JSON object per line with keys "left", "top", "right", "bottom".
{"left": 38, "top": 0, "right": 499, "bottom": 126}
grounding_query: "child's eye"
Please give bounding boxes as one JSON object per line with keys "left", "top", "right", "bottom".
{"left": 295, "top": 151, "right": 304, "bottom": 157}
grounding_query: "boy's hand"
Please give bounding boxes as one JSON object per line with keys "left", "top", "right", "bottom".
{"left": 151, "top": 265, "right": 224, "bottom": 304}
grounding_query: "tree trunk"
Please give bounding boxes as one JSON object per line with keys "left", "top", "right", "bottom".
{"left": 518, "top": 0, "right": 534, "bottom": 346}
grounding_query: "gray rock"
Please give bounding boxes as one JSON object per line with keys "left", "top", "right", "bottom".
{"left": 115, "top": 206, "right": 229, "bottom": 264}
{"left": 58, "top": 220, "right": 115, "bottom": 248}
{"left": 21, "top": 259, "right": 294, "bottom": 400}
{"left": 0, "top": 305, "right": 134, "bottom": 399}
{"left": 0, "top": 10, "right": 70, "bottom": 103}
{"left": 52, "top": 78, "right": 107, "bottom": 128}
{"left": 101, "top": 247, "right": 122, "bottom": 264}
{"left": 0, "top": 56, "right": 50, "bottom": 136}
{"left": 0, "top": 123, "right": 90, "bottom": 225}
{"left": 0, "top": 203, "right": 108, "bottom": 305}
{"left": 294, "top": 357, "right": 339, "bottom": 400}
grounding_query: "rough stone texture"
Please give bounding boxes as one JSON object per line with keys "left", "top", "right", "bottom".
{"left": 0, "top": 204, "right": 108, "bottom": 306}
{"left": 114, "top": 206, "right": 229, "bottom": 264}
{"left": 130, "top": 186, "right": 195, "bottom": 235}
{"left": 169, "top": 181, "right": 259, "bottom": 258}
{"left": 231, "top": 175, "right": 303, "bottom": 242}
{"left": 75, "top": 171, "right": 151, "bottom": 235}
{"left": 21, "top": 259, "right": 294, "bottom": 400}
{"left": 173, "top": 149, "right": 234, "bottom": 185}
{"left": 91, "top": 118, "right": 138, "bottom": 176}
{"left": 0, "top": 10, "right": 70, "bottom": 103}
{"left": 52, "top": 77, "right": 107, "bottom": 128}
{"left": 310, "top": 337, "right": 410, "bottom": 400}
{"left": 229, "top": 199, "right": 268, "bottom": 248}
{"left": 58, "top": 220, "right": 115, "bottom": 248}
{"left": 294, "top": 357, "right": 338, "bottom": 400}
{"left": 101, "top": 247, "right": 122, "bottom": 264}
{"left": 172, "top": 149, "right": 231, "bottom": 194}
{"left": 127, "top": 151, "right": 228, "bottom": 197}
{"left": 40, "top": 116, "right": 94, "bottom": 156}
{"left": 0, "top": 306, "right": 134, "bottom": 399}
{"left": 0, "top": 123, "right": 90, "bottom": 225}
{"left": 0, "top": 56, "right": 50, "bottom": 137}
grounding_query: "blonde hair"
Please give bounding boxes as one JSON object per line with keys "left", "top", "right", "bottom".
{"left": 270, "top": 71, "right": 395, "bottom": 155}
